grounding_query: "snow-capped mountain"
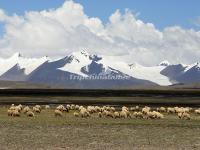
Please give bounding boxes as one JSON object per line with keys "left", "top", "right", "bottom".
{"left": 0, "top": 50, "right": 199, "bottom": 88}
{"left": 160, "top": 62, "right": 200, "bottom": 84}
{"left": 0, "top": 52, "right": 48, "bottom": 81}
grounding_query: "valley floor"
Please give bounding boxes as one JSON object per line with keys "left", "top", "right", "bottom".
{"left": 0, "top": 107, "right": 200, "bottom": 150}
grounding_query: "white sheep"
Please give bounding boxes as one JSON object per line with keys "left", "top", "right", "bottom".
{"left": 145, "top": 111, "right": 164, "bottom": 119}
{"left": 133, "top": 112, "right": 143, "bottom": 119}
{"left": 194, "top": 109, "right": 200, "bottom": 114}
{"left": 102, "top": 110, "right": 111, "bottom": 118}
{"left": 130, "top": 106, "right": 140, "bottom": 111}
{"left": 9, "top": 106, "right": 16, "bottom": 111}
{"left": 78, "top": 106, "right": 84, "bottom": 111}
{"left": 105, "top": 111, "right": 114, "bottom": 118}
{"left": 142, "top": 107, "right": 150, "bottom": 115}
{"left": 182, "top": 112, "right": 191, "bottom": 120}
{"left": 167, "top": 107, "right": 175, "bottom": 113}
{"left": 17, "top": 104, "right": 23, "bottom": 111}
{"left": 75, "top": 105, "right": 80, "bottom": 110}
{"left": 178, "top": 112, "right": 191, "bottom": 120}
{"left": 7, "top": 109, "right": 13, "bottom": 116}
{"left": 80, "top": 108, "right": 90, "bottom": 118}
{"left": 73, "top": 112, "right": 79, "bottom": 117}
{"left": 45, "top": 105, "right": 50, "bottom": 109}
{"left": 27, "top": 111, "right": 35, "bottom": 117}
{"left": 102, "top": 110, "right": 107, "bottom": 116}
{"left": 35, "top": 105, "right": 42, "bottom": 111}
{"left": 70, "top": 104, "right": 75, "bottom": 110}
{"left": 135, "top": 106, "right": 140, "bottom": 111}
{"left": 120, "top": 111, "right": 127, "bottom": 118}
{"left": 56, "top": 105, "right": 67, "bottom": 112}
{"left": 110, "top": 107, "right": 115, "bottom": 112}
{"left": 122, "top": 106, "right": 129, "bottom": 112}
{"left": 130, "top": 107, "right": 135, "bottom": 111}
{"left": 145, "top": 111, "right": 155, "bottom": 119}
{"left": 33, "top": 107, "right": 41, "bottom": 113}
{"left": 152, "top": 111, "right": 164, "bottom": 119}
{"left": 23, "top": 106, "right": 31, "bottom": 113}
{"left": 54, "top": 110, "right": 63, "bottom": 117}
{"left": 113, "top": 112, "right": 120, "bottom": 118}
{"left": 87, "top": 106, "right": 95, "bottom": 114}
{"left": 157, "top": 107, "right": 166, "bottom": 112}
{"left": 98, "top": 112, "right": 102, "bottom": 118}
{"left": 175, "top": 107, "right": 190, "bottom": 114}
{"left": 14, "top": 106, "right": 22, "bottom": 112}
{"left": 66, "top": 104, "right": 71, "bottom": 110}
{"left": 12, "top": 110, "right": 20, "bottom": 117}
{"left": 94, "top": 106, "right": 101, "bottom": 112}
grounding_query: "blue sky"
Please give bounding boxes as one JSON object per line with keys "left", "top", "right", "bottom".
{"left": 0, "top": 0, "right": 199, "bottom": 30}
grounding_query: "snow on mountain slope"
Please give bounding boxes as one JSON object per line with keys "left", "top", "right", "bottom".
{"left": 0, "top": 57, "right": 17, "bottom": 76}
{"left": 58, "top": 51, "right": 92, "bottom": 76}
{"left": 0, "top": 52, "right": 49, "bottom": 76}
{"left": 176, "top": 62, "right": 200, "bottom": 83}
{"left": 193, "top": 63, "right": 200, "bottom": 71}
{"left": 129, "top": 66, "right": 172, "bottom": 86}
{"left": 20, "top": 58, "right": 48, "bottom": 75}
{"left": 99, "top": 57, "right": 172, "bottom": 86}
{"left": 184, "top": 62, "right": 200, "bottom": 72}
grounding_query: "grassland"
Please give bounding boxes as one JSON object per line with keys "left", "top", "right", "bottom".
{"left": 1, "top": 106, "right": 200, "bottom": 150}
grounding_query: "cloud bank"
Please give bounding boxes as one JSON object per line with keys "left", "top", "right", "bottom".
{"left": 0, "top": 0, "right": 200, "bottom": 66}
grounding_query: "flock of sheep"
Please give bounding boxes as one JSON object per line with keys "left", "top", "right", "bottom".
{"left": 6, "top": 103, "right": 200, "bottom": 120}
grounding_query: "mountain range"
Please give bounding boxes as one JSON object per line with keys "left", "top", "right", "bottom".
{"left": 0, "top": 50, "right": 199, "bottom": 88}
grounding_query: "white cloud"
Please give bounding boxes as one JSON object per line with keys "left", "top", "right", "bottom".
{"left": 0, "top": 0, "right": 200, "bottom": 66}
{"left": 106, "top": 9, "right": 163, "bottom": 43}
{"left": 0, "top": 9, "right": 6, "bottom": 21}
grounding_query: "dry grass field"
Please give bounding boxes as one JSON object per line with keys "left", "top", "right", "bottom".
{"left": 1, "top": 105, "right": 200, "bottom": 150}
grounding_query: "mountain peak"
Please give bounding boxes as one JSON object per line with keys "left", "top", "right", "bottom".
{"left": 11, "top": 52, "right": 22, "bottom": 58}
{"left": 8, "top": 52, "right": 23, "bottom": 61}
{"left": 128, "top": 62, "right": 141, "bottom": 69}
{"left": 159, "top": 60, "right": 170, "bottom": 66}
{"left": 71, "top": 50, "right": 90, "bottom": 58}
{"left": 193, "top": 62, "right": 200, "bottom": 70}
{"left": 80, "top": 50, "right": 89, "bottom": 56}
